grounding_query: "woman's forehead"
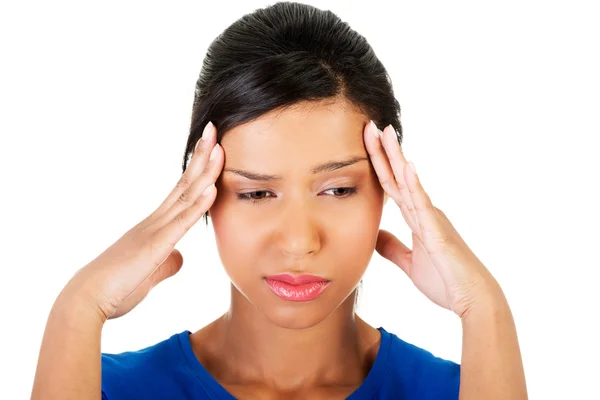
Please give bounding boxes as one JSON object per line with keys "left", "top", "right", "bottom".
{"left": 220, "top": 99, "right": 369, "bottom": 169}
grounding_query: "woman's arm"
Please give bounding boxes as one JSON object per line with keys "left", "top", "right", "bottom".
{"left": 365, "top": 122, "right": 528, "bottom": 398}
{"left": 31, "top": 287, "right": 105, "bottom": 400}
{"left": 459, "top": 282, "right": 528, "bottom": 399}
{"left": 30, "top": 122, "right": 222, "bottom": 399}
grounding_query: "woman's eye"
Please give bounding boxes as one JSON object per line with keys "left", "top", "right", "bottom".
{"left": 237, "top": 191, "right": 274, "bottom": 203}
{"left": 323, "top": 187, "right": 357, "bottom": 197}
{"left": 237, "top": 187, "right": 357, "bottom": 204}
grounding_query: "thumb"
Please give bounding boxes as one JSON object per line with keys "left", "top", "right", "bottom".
{"left": 150, "top": 248, "right": 184, "bottom": 288}
{"left": 375, "top": 229, "right": 412, "bottom": 277}
{"left": 109, "top": 249, "right": 184, "bottom": 319}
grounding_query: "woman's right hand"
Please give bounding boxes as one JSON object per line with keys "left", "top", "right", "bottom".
{"left": 60, "top": 121, "right": 222, "bottom": 322}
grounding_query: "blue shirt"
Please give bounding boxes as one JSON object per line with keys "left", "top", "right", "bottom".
{"left": 101, "top": 327, "right": 460, "bottom": 399}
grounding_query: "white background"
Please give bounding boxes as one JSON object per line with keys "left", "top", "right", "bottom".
{"left": 1, "top": 0, "right": 599, "bottom": 398}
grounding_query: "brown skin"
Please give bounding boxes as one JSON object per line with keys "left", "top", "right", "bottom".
{"left": 31, "top": 96, "right": 526, "bottom": 399}
{"left": 191, "top": 98, "right": 387, "bottom": 398}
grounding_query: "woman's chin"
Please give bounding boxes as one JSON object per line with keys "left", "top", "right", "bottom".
{"left": 255, "top": 291, "right": 357, "bottom": 330}
{"left": 260, "top": 303, "right": 336, "bottom": 330}
{"left": 231, "top": 281, "right": 359, "bottom": 330}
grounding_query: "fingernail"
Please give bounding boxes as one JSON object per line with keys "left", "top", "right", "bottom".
{"left": 196, "top": 121, "right": 214, "bottom": 152}
{"left": 369, "top": 121, "right": 380, "bottom": 138}
{"left": 209, "top": 143, "right": 219, "bottom": 160}
{"left": 409, "top": 161, "right": 416, "bottom": 174}
{"left": 202, "top": 121, "right": 214, "bottom": 141}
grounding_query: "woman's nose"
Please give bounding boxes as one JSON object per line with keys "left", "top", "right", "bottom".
{"left": 276, "top": 199, "right": 322, "bottom": 259}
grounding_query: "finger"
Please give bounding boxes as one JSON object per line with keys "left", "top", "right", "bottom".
{"left": 146, "top": 183, "right": 217, "bottom": 272}
{"left": 375, "top": 229, "right": 412, "bottom": 277}
{"left": 380, "top": 124, "right": 419, "bottom": 229}
{"left": 403, "top": 161, "right": 440, "bottom": 239}
{"left": 160, "top": 178, "right": 218, "bottom": 239}
{"left": 145, "top": 137, "right": 221, "bottom": 269}
{"left": 363, "top": 121, "right": 398, "bottom": 197}
{"left": 153, "top": 121, "right": 217, "bottom": 217}
{"left": 363, "top": 121, "right": 419, "bottom": 232}
{"left": 157, "top": 142, "right": 223, "bottom": 226}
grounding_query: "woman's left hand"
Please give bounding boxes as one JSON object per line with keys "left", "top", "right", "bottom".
{"left": 363, "top": 121, "right": 503, "bottom": 319}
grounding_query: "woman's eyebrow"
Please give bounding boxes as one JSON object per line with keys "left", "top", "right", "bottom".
{"left": 224, "top": 156, "right": 368, "bottom": 181}
{"left": 311, "top": 156, "right": 368, "bottom": 174}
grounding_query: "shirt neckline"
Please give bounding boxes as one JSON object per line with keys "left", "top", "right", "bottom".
{"left": 175, "top": 326, "right": 392, "bottom": 399}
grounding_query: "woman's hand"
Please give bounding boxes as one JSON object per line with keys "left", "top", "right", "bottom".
{"left": 364, "top": 121, "right": 502, "bottom": 318}
{"left": 61, "top": 121, "right": 223, "bottom": 322}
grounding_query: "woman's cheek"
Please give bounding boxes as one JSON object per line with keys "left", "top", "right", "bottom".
{"left": 334, "top": 192, "right": 383, "bottom": 259}
{"left": 210, "top": 194, "right": 250, "bottom": 267}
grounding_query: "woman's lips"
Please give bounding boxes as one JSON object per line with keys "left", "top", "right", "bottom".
{"left": 264, "top": 274, "right": 330, "bottom": 301}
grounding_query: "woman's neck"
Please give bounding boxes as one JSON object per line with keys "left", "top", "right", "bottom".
{"left": 189, "top": 286, "right": 381, "bottom": 393}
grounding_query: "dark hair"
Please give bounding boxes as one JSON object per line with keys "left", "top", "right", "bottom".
{"left": 182, "top": 1, "right": 402, "bottom": 224}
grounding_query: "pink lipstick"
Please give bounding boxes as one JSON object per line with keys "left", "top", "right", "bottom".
{"left": 264, "top": 274, "right": 330, "bottom": 302}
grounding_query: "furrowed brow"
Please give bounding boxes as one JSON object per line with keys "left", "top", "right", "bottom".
{"left": 224, "top": 156, "right": 368, "bottom": 181}
{"left": 311, "top": 156, "right": 368, "bottom": 174}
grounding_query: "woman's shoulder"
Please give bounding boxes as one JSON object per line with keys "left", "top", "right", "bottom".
{"left": 384, "top": 327, "right": 460, "bottom": 369}
{"left": 101, "top": 331, "right": 195, "bottom": 399}
{"left": 101, "top": 331, "right": 185, "bottom": 369}
{"left": 370, "top": 327, "right": 460, "bottom": 398}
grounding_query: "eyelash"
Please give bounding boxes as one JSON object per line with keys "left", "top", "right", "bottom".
{"left": 236, "top": 187, "right": 358, "bottom": 204}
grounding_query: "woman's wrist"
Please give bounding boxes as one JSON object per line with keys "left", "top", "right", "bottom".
{"left": 52, "top": 284, "right": 108, "bottom": 329}
{"left": 459, "top": 276, "right": 508, "bottom": 322}
{"left": 458, "top": 277, "right": 527, "bottom": 399}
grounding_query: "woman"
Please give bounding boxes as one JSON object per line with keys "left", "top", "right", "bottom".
{"left": 31, "top": 2, "right": 527, "bottom": 399}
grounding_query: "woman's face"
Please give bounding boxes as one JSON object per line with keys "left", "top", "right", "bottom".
{"left": 209, "top": 98, "right": 386, "bottom": 329}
